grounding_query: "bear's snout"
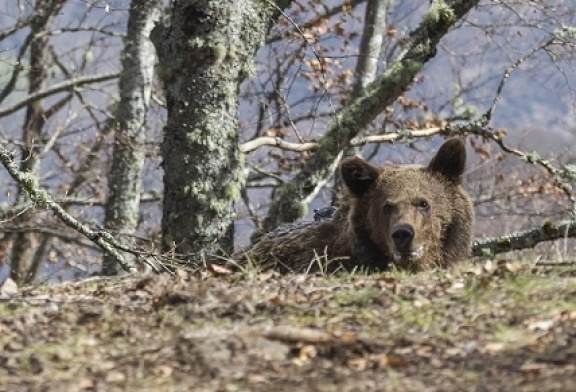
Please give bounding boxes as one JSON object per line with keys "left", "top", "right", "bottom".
{"left": 391, "top": 224, "right": 415, "bottom": 252}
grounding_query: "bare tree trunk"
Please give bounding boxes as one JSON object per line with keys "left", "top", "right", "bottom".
{"left": 351, "top": 0, "right": 391, "bottom": 99}
{"left": 103, "top": 0, "right": 162, "bottom": 275}
{"left": 151, "top": 0, "right": 288, "bottom": 262}
{"left": 10, "top": 0, "right": 65, "bottom": 285}
{"left": 262, "top": 0, "right": 480, "bottom": 232}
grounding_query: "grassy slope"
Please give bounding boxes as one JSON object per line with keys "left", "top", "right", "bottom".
{"left": 0, "top": 261, "right": 575, "bottom": 392}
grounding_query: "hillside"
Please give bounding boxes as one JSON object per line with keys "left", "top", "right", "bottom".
{"left": 1, "top": 261, "right": 575, "bottom": 391}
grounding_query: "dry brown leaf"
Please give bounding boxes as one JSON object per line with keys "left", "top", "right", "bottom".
{"left": 520, "top": 361, "right": 546, "bottom": 376}
{"left": 505, "top": 262, "right": 523, "bottom": 273}
{"left": 377, "top": 354, "right": 411, "bottom": 369}
{"left": 267, "top": 294, "right": 282, "bottom": 305}
{"left": 175, "top": 268, "right": 189, "bottom": 282}
{"left": 483, "top": 260, "right": 497, "bottom": 274}
{"left": 153, "top": 365, "right": 173, "bottom": 378}
{"left": 248, "top": 374, "right": 268, "bottom": 384}
{"left": 258, "top": 270, "right": 275, "bottom": 282}
{"left": 560, "top": 310, "right": 576, "bottom": 321}
{"left": 483, "top": 342, "right": 505, "bottom": 354}
{"left": 526, "top": 318, "right": 555, "bottom": 332}
{"left": 105, "top": 370, "right": 126, "bottom": 383}
{"left": 415, "top": 343, "right": 434, "bottom": 357}
{"left": 0, "top": 278, "right": 18, "bottom": 297}
{"left": 77, "top": 378, "right": 95, "bottom": 389}
{"left": 338, "top": 331, "right": 358, "bottom": 344}
{"left": 299, "top": 344, "right": 317, "bottom": 361}
{"left": 207, "top": 263, "right": 233, "bottom": 276}
{"left": 377, "top": 276, "right": 396, "bottom": 285}
{"left": 348, "top": 357, "right": 369, "bottom": 371}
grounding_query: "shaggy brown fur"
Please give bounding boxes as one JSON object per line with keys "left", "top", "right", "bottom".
{"left": 235, "top": 139, "right": 474, "bottom": 272}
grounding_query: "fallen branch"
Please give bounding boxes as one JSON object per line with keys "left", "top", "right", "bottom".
{"left": 473, "top": 220, "right": 576, "bottom": 257}
{"left": 263, "top": 326, "right": 353, "bottom": 344}
{"left": 0, "top": 143, "right": 135, "bottom": 272}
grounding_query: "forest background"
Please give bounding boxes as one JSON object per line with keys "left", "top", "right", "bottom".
{"left": 0, "top": 0, "right": 575, "bottom": 284}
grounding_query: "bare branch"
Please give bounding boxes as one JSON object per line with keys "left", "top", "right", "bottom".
{"left": 240, "top": 136, "right": 320, "bottom": 153}
{"left": 0, "top": 32, "right": 34, "bottom": 104}
{"left": 466, "top": 120, "right": 576, "bottom": 218}
{"left": 486, "top": 37, "right": 557, "bottom": 122}
{"left": 0, "top": 16, "right": 34, "bottom": 41}
{"left": 240, "top": 127, "right": 448, "bottom": 153}
{"left": 473, "top": 220, "right": 576, "bottom": 257}
{"left": 0, "top": 72, "right": 120, "bottom": 118}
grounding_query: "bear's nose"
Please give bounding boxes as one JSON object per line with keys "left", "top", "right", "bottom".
{"left": 392, "top": 224, "right": 415, "bottom": 252}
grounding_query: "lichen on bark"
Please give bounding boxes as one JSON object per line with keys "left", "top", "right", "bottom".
{"left": 152, "top": 0, "right": 280, "bottom": 262}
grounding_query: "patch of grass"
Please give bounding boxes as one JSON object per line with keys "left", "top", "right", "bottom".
{"left": 488, "top": 323, "right": 536, "bottom": 351}
{"left": 334, "top": 286, "right": 381, "bottom": 306}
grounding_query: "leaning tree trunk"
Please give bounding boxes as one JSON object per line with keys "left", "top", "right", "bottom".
{"left": 103, "top": 0, "right": 161, "bottom": 275}
{"left": 151, "top": 0, "right": 288, "bottom": 262}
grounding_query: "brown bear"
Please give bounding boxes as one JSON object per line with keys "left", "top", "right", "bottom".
{"left": 235, "top": 138, "right": 474, "bottom": 272}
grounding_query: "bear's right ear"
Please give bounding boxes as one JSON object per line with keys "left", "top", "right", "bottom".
{"left": 341, "top": 156, "right": 379, "bottom": 196}
{"left": 427, "top": 138, "right": 466, "bottom": 183}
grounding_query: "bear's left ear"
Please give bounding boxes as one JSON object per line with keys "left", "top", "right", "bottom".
{"left": 341, "top": 156, "right": 379, "bottom": 196}
{"left": 427, "top": 138, "right": 466, "bottom": 183}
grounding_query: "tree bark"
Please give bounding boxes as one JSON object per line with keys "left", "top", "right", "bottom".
{"left": 351, "top": 0, "right": 391, "bottom": 99}
{"left": 152, "top": 0, "right": 288, "bottom": 262}
{"left": 103, "top": 0, "right": 161, "bottom": 275}
{"left": 262, "top": 0, "right": 480, "bottom": 233}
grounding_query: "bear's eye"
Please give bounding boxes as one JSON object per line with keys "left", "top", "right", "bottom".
{"left": 382, "top": 202, "right": 394, "bottom": 214}
{"left": 416, "top": 200, "right": 429, "bottom": 211}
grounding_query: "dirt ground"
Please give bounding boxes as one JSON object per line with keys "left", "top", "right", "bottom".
{"left": 0, "top": 260, "right": 575, "bottom": 392}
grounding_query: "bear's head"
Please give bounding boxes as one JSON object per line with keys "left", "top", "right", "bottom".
{"left": 340, "top": 138, "right": 467, "bottom": 270}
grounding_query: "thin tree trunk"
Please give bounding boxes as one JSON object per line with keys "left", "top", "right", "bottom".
{"left": 103, "top": 0, "right": 161, "bottom": 275}
{"left": 151, "top": 0, "right": 288, "bottom": 262}
{"left": 351, "top": 0, "right": 391, "bottom": 99}
{"left": 262, "top": 0, "right": 480, "bottom": 232}
{"left": 10, "top": 0, "right": 65, "bottom": 285}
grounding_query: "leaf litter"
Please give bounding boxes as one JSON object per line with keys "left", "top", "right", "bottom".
{"left": 0, "top": 261, "right": 574, "bottom": 391}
